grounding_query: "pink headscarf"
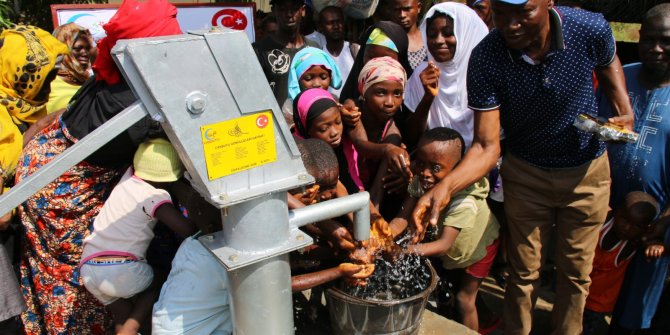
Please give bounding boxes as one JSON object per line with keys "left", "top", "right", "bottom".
{"left": 292, "top": 88, "right": 364, "bottom": 191}
{"left": 357, "top": 56, "right": 407, "bottom": 96}
{"left": 293, "top": 88, "right": 337, "bottom": 138}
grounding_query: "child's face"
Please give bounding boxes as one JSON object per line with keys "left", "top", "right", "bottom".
{"left": 315, "top": 170, "right": 339, "bottom": 202}
{"left": 299, "top": 65, "right": 332, "bottom": 92}
{"left": 363, "top": 80, "right": 404, "bottom": 123}
{"left": 613, "top": 207, "right": 652, "bottom": 241}
{"left": 412, "top": 140, "right": 459, "bottom": 190}
{"left": 426, "top": 15, "right": 457, "bottom": 63}
{"left": 317, "top": 184, "right": 337, "bottom": 202}
{"left": 307, "top": 106, "right": 343, "bottom": 148}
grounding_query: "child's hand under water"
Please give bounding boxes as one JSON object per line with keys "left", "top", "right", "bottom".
{"left": 339, "top": 263, "right": 375, "bottom": 279}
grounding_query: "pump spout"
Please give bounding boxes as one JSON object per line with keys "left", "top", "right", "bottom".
{"left": 288, "top": 191, "right": 371, "bottom": 241}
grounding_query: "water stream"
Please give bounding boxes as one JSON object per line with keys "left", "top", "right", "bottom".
{"left": 342, "top": 230, "right": 432, "bottom": 301}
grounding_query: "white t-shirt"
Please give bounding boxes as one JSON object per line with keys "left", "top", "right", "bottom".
{"left": 325, "top": 41, "right": 355, "bottom": 98}
{"left": 82, "top": 167, "right": 172, "bottom": 260}
{"left": 305, "top": 31, "right": 326, "bottom": 49}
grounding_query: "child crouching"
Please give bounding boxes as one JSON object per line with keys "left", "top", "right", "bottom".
{"left": 389, "top": 127, "right": 499, "bottom": 332}
{"left": 80, "top": 138, "right": 195, "bottom": 335}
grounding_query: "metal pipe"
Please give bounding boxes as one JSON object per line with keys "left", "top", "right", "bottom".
{"left": 223, "top": 192, "right": 295, "bottom": 334}
{"left": 0, "top": 102, "right": 148, "bottom": 217}
{"left": 288, "top": 191, "right": 371, "bottom": 241}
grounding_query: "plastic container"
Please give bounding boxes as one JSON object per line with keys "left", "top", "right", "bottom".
{"left": 326, "top": 259, "right": 438, "bottom": 335}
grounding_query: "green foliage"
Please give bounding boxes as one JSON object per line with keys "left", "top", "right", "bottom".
{"left": 0, "top": 0, "right": 14, "bottom": 28}
{"left": 8, "top": 0, "right": 108, "bottom": 31}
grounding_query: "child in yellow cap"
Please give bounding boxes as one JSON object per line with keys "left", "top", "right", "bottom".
{"left": 80, "top": 137, "right": 196, "bottom": 335}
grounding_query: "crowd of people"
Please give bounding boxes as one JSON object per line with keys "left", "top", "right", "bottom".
{"left": 0, "top": 0, "right": 669, "bottom": 334}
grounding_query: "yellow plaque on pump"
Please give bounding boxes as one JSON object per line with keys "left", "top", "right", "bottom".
{"left": 201, "top": 111, "right": 277, "bottom": 180}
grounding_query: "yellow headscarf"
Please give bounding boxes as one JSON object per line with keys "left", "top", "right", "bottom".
{"left": 0, "top": 26, "right": 68, "bottom": 183}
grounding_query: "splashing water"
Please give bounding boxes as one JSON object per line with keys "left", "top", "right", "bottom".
{"left": 342, "top": 251, "right": 431, "bottom": 300}
{"left": 341, "top": 215, "right": 432, "bottom": 300}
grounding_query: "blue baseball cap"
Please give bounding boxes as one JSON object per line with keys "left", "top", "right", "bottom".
{"left": 493, "top": 0, "right": 529, "bottom": 4}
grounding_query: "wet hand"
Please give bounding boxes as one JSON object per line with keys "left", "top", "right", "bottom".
{"left": 339, "top": 263, "right": 375, "bottom": 279}
{"left": 420, "top": 62, "right": 440, "bottom": 98}
{"left": 349, "top": 245, "right": 375, "bottom": 265}
{"left": 327, "top": 226, "right": 356, "bottom": 251}
{"left": 411, "top": 184, "right": 451, "bottom": 244}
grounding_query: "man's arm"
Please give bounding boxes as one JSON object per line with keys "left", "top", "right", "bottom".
{"left": 411, "top": 109, "right": 500, "bottom": 241}
{"left": 595, "top": 55, "right": 634, "bottom": 131}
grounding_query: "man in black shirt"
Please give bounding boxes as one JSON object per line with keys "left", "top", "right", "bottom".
{"left": 253, "top": 0, "right": 318, "bottom": 104}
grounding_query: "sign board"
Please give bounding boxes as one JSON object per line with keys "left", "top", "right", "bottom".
{"left": 201, "top": 111, "right": 277, "bottom": 180}
{"left": 51, "top": 3, "right": 256, "bottom": 42}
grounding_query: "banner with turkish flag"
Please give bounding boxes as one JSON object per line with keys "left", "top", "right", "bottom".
{"left": 51, "top": 3, "right": 256, "bottom": 42}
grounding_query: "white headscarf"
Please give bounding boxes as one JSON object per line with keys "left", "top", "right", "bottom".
{"left": 404, "top": 2, "right": 488, "bottom": 148}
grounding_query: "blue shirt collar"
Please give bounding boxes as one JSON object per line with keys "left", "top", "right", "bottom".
{"left": 507, "top": 7, "right": 566, "bottom": 64}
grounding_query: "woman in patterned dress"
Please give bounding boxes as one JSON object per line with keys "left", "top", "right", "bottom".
{"left": 0, "top": 25, "right": 68, "bottom": 333}
{"left": 15, "top": 1, "right": 182, "bottom": 333}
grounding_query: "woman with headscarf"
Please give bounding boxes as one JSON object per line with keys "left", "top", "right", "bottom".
{"left": 338, "top": 21, "right": 413, "bottom": 104}
{"left": 46, "top": 23, "right": 96, "bottom": 115}
{"left": 0, "top": 24, "right": 68, "bottom": 332}
{"left": 0, "top": 26, "right": 68, "bottom": 196}
{"left": 14, "top": 0, "right": 182, "bottom": 333}
{"left": 403, "top": 2, "right": 488, "bottom": 149}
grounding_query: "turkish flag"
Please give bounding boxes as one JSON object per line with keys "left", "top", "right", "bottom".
{"left": 211, "top": 9, "right": 248, "bottom": 30}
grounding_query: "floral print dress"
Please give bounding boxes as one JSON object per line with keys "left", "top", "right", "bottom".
{"left": 15, "top": 119, "right": 120, "bottom": 334}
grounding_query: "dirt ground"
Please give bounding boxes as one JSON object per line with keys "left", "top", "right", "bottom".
{"left": 478, "top": 275, "right": 613, "bottom": 335}
{"left": 479, "top": 276, "right": 553, "bottom": 335}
